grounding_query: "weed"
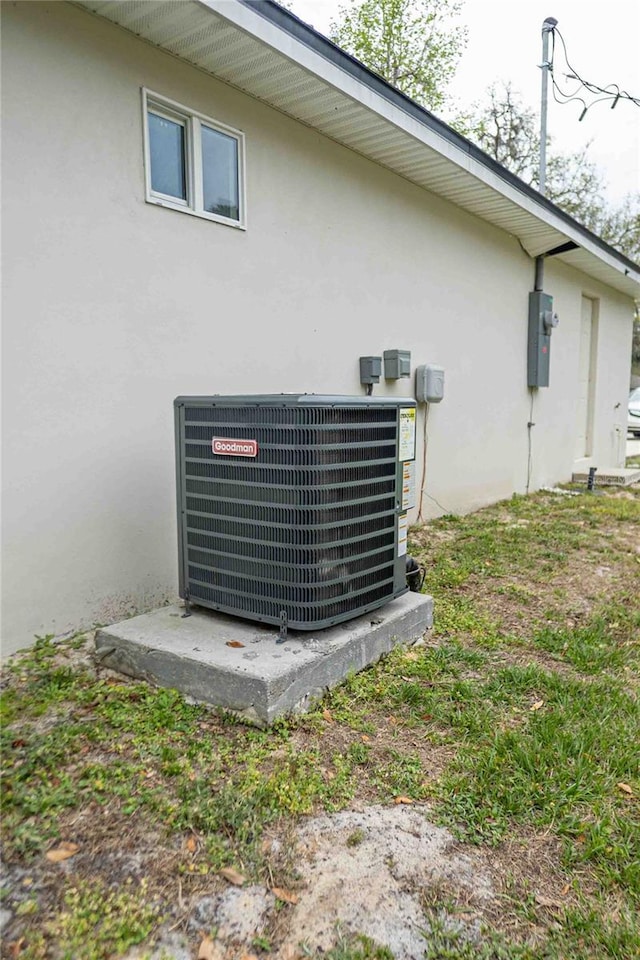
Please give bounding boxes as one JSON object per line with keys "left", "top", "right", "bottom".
{"left": 346, "top": 828, "right": 365, "bottom": 847}
{"left": 17, "top": 878, "right": 160, "bottom": 960}
{"left": 321, "top": 931, "right": 394, "bottom": 960}
{"left": 252, "top": 934, "right": 272, "bottom": 951}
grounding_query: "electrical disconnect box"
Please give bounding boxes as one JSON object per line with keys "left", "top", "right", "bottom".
{"left": 415, "top": 364, "right": 445, "bottom": 403}
{"left": 528, "top": 291, "right": 559, "bottom": 388}
{"left": 359, "top": 356, "right": 382, "bottom": 385}
{"left": 384, "top": 349, "right": 411, "bottom": 380}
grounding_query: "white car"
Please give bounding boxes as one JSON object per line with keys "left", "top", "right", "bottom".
{"left": 629, "top": 387, "right": 640, "bottom": 437}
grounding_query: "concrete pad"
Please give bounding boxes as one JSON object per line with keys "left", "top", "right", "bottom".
{"left": 571, "top": 466, "right": 640, "bottom": 486}
{"left": 95, "top": 594, "right": 433, "bottom": 725}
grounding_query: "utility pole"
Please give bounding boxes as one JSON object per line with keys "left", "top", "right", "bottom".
{"left": 539, "top": 16, "right": 558, "bottom": 196}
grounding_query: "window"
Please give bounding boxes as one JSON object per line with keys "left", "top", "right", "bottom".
{"left": 143, "top": 89, "right": 245, "bottom": 228}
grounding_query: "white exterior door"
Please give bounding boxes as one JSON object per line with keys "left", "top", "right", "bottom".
{"left": 575, "top": 296, "right": 597, "bottom": 459}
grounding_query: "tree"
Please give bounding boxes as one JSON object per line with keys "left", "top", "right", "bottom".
{"left": 457, "top": 83, "right": 640, "bottom": 263}
{"left": 328, "top": 1, "right": 639, "bottom": 264}
{"left": 455, "top": 83, "right": 539, "bottom": 181}
{"left": 329, "top": 0, "right": 467, "bottom": 112}
{"left": 596, "top": 195, "right": 640, "bottom": 265}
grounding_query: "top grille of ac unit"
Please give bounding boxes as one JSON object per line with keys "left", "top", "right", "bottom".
{"left": 174, "top": 395, "right": 415, "bottom": 630}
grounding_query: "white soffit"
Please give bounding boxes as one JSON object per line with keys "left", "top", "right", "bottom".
{"left": 72, "top": 0, "right": 639, "bottom": 298}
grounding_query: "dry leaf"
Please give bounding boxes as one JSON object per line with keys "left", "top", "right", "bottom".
{"left": 272, "top": 886, "right": 300, "bottom": 904}
{"left": 278, "top": 946, "right": 301, "bottom": 960}
{"left": 322, "top": 709, "right": 333, "bottom": 723}
{"left": 219, "top": 866, "right": 246, "bottom": 886}
{"left": 561, "top": 883, "right": 571, "bottom": 896}
{"left": 186, "top": 835, "right": 197, "bottom": 853}
{"left": 225, "top": 640, "right": 245, "bottom": 648}
{"left": 8, "top": 938, "right": 25, "bottom": 958}
{"left": 530, "top": 700, "right": 544, "bottom": 711}
{"left": 197, "top": 935, "right": 220, "bottom": 960}
{"left": 394, "top": 796, "right": 414, "bottom": 805}
{"left": 617, "top": 782, "right": 633, "bottom": 795}
{"left": 45, "top": 842, "right": 79, "bottom": 863}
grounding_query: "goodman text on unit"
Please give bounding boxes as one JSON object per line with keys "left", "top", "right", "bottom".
{"left": 211, "top": 437, "right": 259, "bottom": 457}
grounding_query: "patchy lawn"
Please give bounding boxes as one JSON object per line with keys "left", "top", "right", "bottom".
{"left": 1, "top": 486, "right": 639, "bottom": 959}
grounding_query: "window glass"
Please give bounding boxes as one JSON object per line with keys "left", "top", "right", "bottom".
{"left": 148, "top": 112, "right": 186, "bottom": 200}
{"left": 202, "top": 124, "right": 239, "bottom": 221}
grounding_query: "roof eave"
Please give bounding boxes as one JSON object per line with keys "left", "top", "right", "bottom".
{"left": 71, "top": 0, "right": 640, "bottom": 298}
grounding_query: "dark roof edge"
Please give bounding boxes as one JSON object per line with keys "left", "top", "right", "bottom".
{"left": 239, "top": 0, "right": 640, "bottom": 277}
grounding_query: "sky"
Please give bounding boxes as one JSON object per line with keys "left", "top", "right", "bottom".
{"left": 287, "top": 0, "right": 640, "bottom": 204}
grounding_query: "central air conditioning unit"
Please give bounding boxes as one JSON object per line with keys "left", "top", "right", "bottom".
{"left": 174, "top": 394, "right": 417, "bottom": 635}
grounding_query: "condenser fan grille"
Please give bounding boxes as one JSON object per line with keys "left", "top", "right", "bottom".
{"left": 175, "top": 397, "right": 413, "bottom": 630}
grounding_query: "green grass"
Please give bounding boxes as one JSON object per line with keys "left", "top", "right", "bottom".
{"left": 2, "top": 486, "right": 639, "bottom": 959}
{"left": 320, "top": 932, "right": 394, "bottom": 960}
{"left": 18, "top": 879, "right": 160, "bottom": 960}
{"left": 434, "top": 667, "right": 639, "bottom": 887}
{"left": 531, "top": 601, "right": 640, "bottom": 673}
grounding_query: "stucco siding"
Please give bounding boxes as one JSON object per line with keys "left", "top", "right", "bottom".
{"left": 1, "top": 2, "right": 634, "bottom": 653}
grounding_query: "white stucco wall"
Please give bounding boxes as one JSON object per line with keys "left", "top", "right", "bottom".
{"left": 1, "top": 2, "right": 634, "bottom": 654}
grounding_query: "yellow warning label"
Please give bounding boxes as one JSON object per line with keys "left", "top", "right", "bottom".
{"left": 399, "top": 408, "right": 416, "bottom": 461}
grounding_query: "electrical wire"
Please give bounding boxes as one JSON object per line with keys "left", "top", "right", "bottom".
{"left": 549, "top": 30, "right": 588, "bottom": 117}
{"left": 548, "top": 27, "right": 640, "bottom": 122}
{"left": 417, "top": 401, "right": 430, "bottom": 522}
{"left": 555, "top": 28, "right": 640, "bottom": 104}
{"left": 417, "top": 403, "right": 450, "bottom": 521}
{"left": 422, "top": 490, "right": 451, "bottom": 514}
{"left": 526, "top": 388, "right": 535, "bottom": 495}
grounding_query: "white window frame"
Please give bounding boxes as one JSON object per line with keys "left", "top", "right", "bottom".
{"left": 142, "top": 88, "right": 246, "bottom": 229}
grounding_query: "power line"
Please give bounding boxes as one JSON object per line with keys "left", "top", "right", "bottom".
{"left": 549, "top": 27, "right": 640, "bottom": 122}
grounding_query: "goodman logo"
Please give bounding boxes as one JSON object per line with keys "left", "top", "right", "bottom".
{"left": 212, "top": 437, "right": 258, "bottom": 457}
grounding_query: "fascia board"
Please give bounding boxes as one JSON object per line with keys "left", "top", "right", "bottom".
{"left": 200, "top": 0, "right": 640, "bottom": 294}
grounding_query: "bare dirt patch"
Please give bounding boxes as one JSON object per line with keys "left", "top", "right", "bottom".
{"left": 276, "top": 805, "right": 494, "bottom": 957}
{"left": 116, "top": 808, "right": 589, "bottom": 960}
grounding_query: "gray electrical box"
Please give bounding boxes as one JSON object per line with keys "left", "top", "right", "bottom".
{"left": 416, "top": 364, "right": 445, "bottom": 403}
{"left": 528, "top": 291, "right": 558, "bottom": 388}
{"left": 359, "top": 356, "right": 382, "bottom": 385}
{"left": 384, "top": 349, "right": 411, "bottom": 380}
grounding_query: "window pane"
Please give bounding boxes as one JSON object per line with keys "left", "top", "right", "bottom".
{"left": 148, "top": 111, "right": 186, "bottom": 200}
{"left": 202, "top": 125, "right": 239, "bottom": 220}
